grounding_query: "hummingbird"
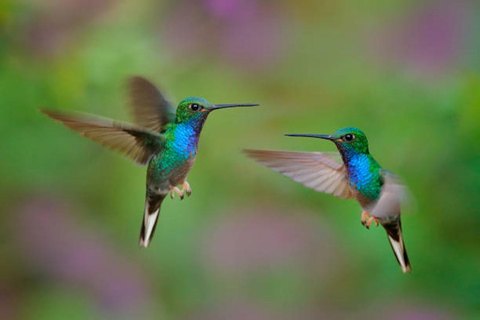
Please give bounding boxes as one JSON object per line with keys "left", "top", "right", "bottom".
{"left": 42, "top": 76, "right": 258, "bottom": 248}
{"left": 244, "top": 127, "right": 411, "bottom": 273}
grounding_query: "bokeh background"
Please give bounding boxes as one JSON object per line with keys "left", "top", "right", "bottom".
{"left": 1, "top": 0, "right": 479, "bottom": 319}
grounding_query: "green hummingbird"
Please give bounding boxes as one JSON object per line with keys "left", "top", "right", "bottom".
{"left": 245, "top": 127, "right": 411, "bottom": 273}
{"left": 42, "top": 76, "right": 258, "bottom": 247}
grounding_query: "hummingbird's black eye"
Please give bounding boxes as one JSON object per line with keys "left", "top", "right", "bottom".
{"left": 190, "top": 104, "right": 201, "bottom": 111}
{"left": 343, "top": 134, "right": 355, "bottom": 142}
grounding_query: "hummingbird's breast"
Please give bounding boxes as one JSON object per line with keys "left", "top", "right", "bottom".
{"left": 146, "top": 123, "right": 200, "bottom": 190}
{"left": 344, "top": 154, "right": 383, "bottom": 207}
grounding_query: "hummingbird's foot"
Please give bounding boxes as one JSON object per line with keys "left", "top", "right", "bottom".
{"left": 361, "top": 211, "right": 379, "bottom": 229}
{"left": 170, "top": 186, "right": 184, "bottom": 200}
{"left": 361, "top": 211, "right": 370, "bottom": 227}
{"left": 182, "top": 181, "right": 192, "bottom": 197}
{"left": 365, "top": 216, "right": 379, "bottom": 229}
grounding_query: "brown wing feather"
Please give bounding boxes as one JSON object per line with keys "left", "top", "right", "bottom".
{"left": 128, "top": 76, "right": 176, "bottom": 133}
{"left": 244, "top": 149, "right": 354, "bottom": 199}
{"left": 42, "top": 109, "right": 165, "bottom": 165}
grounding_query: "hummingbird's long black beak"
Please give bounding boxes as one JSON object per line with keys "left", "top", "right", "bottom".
{"left": 285, "top": 133, "right": 334, "bottom": 140}
{"left": 209, "top": 103, "right": 259, "bottom": 111}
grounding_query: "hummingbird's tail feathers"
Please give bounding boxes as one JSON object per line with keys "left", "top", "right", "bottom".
{"left": 383, "top": 219, "right": 411, "bottom": 273}
{"left": 41, "top": 109, "right": 165, "bottom": 165}
{"left": 139, "top": 193, "right": 165, "bottom": 248}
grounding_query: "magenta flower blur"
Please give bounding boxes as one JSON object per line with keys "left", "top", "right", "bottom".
{"left": 161, "top": 0, "right": 288, "bottom": 71}
{"left": 368, "top": 1, "right": 472, "bottom": 80}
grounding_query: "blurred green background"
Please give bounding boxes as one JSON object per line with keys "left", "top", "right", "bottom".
{"left": 1, "top": 0, "right": 479, "bottom": 319}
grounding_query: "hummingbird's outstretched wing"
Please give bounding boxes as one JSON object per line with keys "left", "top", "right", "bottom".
{"left": 42, "top": 109, "right": 165, "bottom": 165}
{"left": 128, "top": 76, "right": 176, "bottom": 133}
{"left": 244, "top": 149, "right": 354, "bottom": 199}
{"left": 371, "top": 170, "right": 411, "bottom": 273}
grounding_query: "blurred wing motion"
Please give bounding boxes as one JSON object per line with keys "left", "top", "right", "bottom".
{"left": 244, "top": 149, "right": 354, "bottom": 199}
{"left": 372, "top": 169, "right": 411, "bottom": 273}
{"left": 128, "top": 76, "right": 176, "bottom": 133}
{"left": 370, "top": 170, "right": 407, "bottom": 220}
{"left": 41, "top": 109, "right": 165, "bottom": 165}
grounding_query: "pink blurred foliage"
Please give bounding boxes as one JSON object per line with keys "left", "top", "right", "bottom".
{"left": 189, "top": 299, "right": 334, "bottom": 320}
{"left": 191, "top": 299, "right": 288, "bottom": 320}
{"left": 0, "top": 287, "right": 19, "bottom": 320}
{"left": 199, "top": 206, "right": 340, "bottom": 276}
{"left": 22, "top": 0, "right": 113, "bottom": 57}
{"left": 374, "top": 303, "right": 456, "bottom": 320}
{"left": 161, "top": 0, "right": 288, "bottom": 71}
{"left": 192, "top": 206, "right": 351, "bottom": 319}
{"left": 204, "top": 0, "right": 258, "bottom": 21}
{"left": 368, "top": 0, "right": 473, "bottom": 80}
{"left": 12, "top": 194, "right": 153, "bottom": 316}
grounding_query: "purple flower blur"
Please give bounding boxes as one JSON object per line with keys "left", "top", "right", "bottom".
{"left": 199, "top": 206, "right": 340, "bottom": 275}
{"left": 22, "top": 0, "right": 113, "bottom": 57}
{"left": 13, "top": 194, "right": 155, "bottom": 317}
{"left": 378, "top": 302, "right": 455, "bottom": 320}
{"left": 368, "top": 1, "right": 472, "bottom": 80}
{"left": 161, "top": 0, "right": 288, "bottom": 71}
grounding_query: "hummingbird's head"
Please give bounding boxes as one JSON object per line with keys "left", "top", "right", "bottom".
{"left": 329, "top": 127, "right": 369, "bottom": 155}
{"left": 285, "top": 127, "right": 370, "bottom": 155}
{"left": 175, "top": 97, "right": 258, "bottom": 124}
{"left": 175, "top": 97, "right": 212, "bottom": 124}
